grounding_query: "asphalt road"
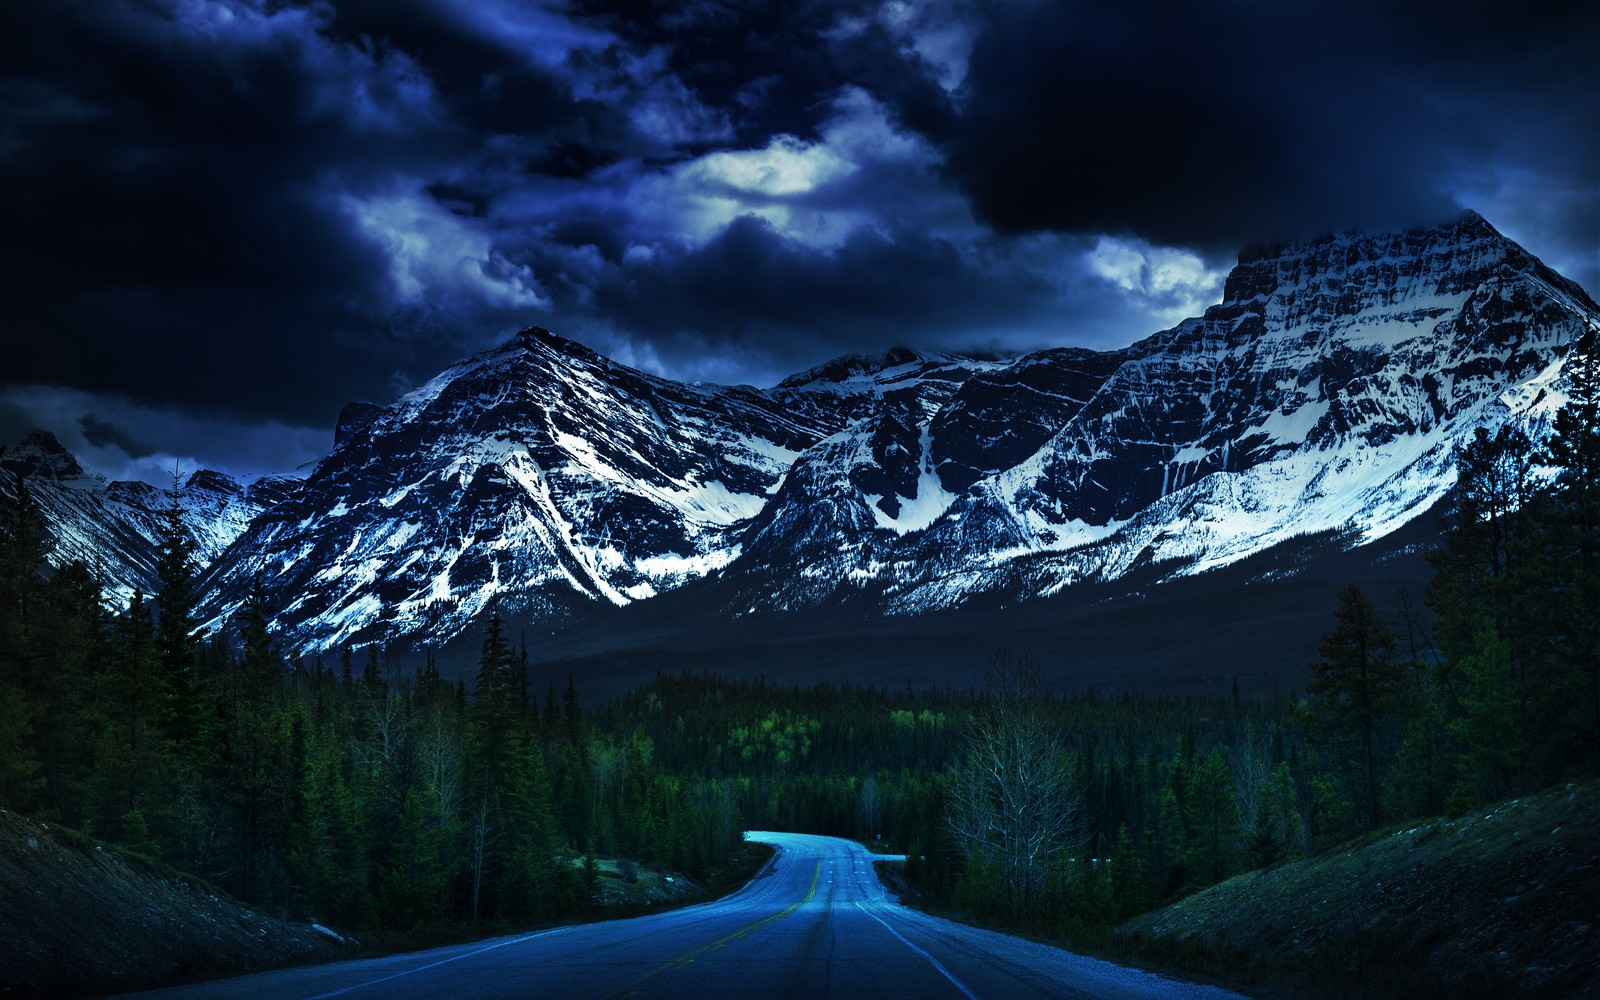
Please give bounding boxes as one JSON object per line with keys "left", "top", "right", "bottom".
{"left": 109, "top": 832, "right": 1243, "bottom": 1000}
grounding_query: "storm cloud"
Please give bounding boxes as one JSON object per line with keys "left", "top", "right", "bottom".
{"left": 946, "top": 0, "right": 1598, "bottom": 256}
{"left": 1, "top": 0, "right": 1593, "bottom": 484}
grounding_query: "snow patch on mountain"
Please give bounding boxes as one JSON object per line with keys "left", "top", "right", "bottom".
{"left": 869, "top": 428, "right": 955, "bottom": 534}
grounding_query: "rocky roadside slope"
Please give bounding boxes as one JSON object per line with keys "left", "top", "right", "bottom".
{"left": 0, "top": 809, "right": 344, "bottom": 998}
{"left": 1118, "top": 781, "right": 1600, "bottom": 998}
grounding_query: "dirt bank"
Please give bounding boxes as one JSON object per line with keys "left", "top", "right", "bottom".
{"left": 0, "top": 809, "right": 344, "bottom": 998}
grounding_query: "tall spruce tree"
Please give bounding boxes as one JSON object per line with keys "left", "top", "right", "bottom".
{"left": 1182, "top": 746, "right": 1240, "bottom": 883}
{"left": 223, "top": 580, "right": 290, "bottom": 903}
{"left": 1542, "top": 327, "right": 1600, "bottom": 774}
{"left": 154, "top": 479, "right": 202, "bottom": 754}
{"left": 0, "top": 476, "right": 50, "bottom": 809}
{"left": 471, "top": 605, "right": 517, "bottom": 789}
{"left": 1303, "top": 583, "right": 1404, "bottom": 831}
{"left": 1428, "top": 426, "right": 1538, "bottom": 709}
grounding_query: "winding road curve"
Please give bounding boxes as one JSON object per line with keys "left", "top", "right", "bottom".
{"left": 110, "top": 832, "right": 1243, "bottom": 1000}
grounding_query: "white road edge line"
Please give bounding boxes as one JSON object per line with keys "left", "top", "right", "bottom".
{"left": 300, "top": 929, "right": 559, "bottom": 1000}
{"left": 855, "top": 903, "right": 980, "bottom": 1000}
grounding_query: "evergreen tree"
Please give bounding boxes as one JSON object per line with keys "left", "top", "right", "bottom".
{"left": 1450, "top": 628, "right": 1524, "bottom": 806}
{"left": 1302, "top": 583, "right": 1404, "bottom": 831}
{"left": 0, "top": 478, "right": 51, "bottom": 650}
{"left": 557, "top": 674, "right": 593, "bottom": 847}
{"left": 496, "top": 731, "right": 558, "bottom": 919}
{"left": 1182, "top": 746, "right": 1240, "bottom": 884}
{"left": 378, "top": 788, "right": 445, "bottom": 929}
{"left": 362, "top": 642, "right": 383, "bottom": 692}
{"left": 221, "top": 580, "right": 291, "bottom": 903}
{"left": 0, "top": 684, "right": 44, "bottom": 809}
{"left": 153, "top": 478, "right": 201, "bottom": 751}
{"left": 1428, "top": 426, "right": 1538, "bottom": 711}
{"left": 1541, "top": 327, "right": 1600, "bottom": 774}
{"left": 1109, "top": 825, "right": 1149, "bottom": 919}
{"left": 97, "top": 591, "right": 165, "bottom": 847}
{"left": 470, "top": 606, "right": 517, "bottom": 789}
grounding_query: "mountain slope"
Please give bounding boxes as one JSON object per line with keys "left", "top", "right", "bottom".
{"left": 1118, "top": 781, "right": 1600, "bottom": 998}
{"left": 0, "top": 808, "right": 343, "bottom": 998}
{"left": 713, "top": 211, "right": 1595, "bottom": 617}
{"left": 172, "top": 212, "right": 1600, "bottom": 659}
{"left": 0, "top": 430, "right": 295, "bottom": 602}
{"left": 195, "top": 329, "right": 999, "bottom": 650}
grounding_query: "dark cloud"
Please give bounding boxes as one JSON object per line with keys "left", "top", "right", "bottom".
{"left": 1, "top": 1, "right": 479, "bottom": 428}
{"left": 1, "top": 0, "right": 1593, "bottom": 487}
{"left": 579, "top": 0, "right": 958, "bottom": 149}
{"left": 520, "top": 215, "right": 1177, "bottom": 383}
{"left": 0, "top": 401, "right": 36, "bottom": 452}
{"left": 79, "top": 414, "right": 156, "bottom": 459}
{"left": 596, "top": 214, "right": 1038, "bottom": 339}
{"left": 946, "top": 0, "right": 1599, "bottom": 253}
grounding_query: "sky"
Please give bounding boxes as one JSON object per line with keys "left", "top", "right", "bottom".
{"left": 2, "top": 0, "right": 1596, "bottom": 487}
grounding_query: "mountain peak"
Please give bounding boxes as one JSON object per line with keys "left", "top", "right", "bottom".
{"left": 775, "top": 353, "right": 880, "bottom": 389}
{"left": 335, "top": 401, "right": 384, "bottom": 448}
{"left": 882, "top": 346, "right": 921, "bottom": 367}
{"left": 515, "top": 325, "right": 598, "bottom": 360}
{"left": 1236, "top": 210, "right": 1504, "bottom": 268}
{"left": 184, "top": 469, "right": 242, "bottom": 496}
{"left": 1219, "top": 208, "right": 1542, "bottom": 308}
{"left": 516, "top": 326, "right": 556, "bottom": 351}
{"left": 2, "top": 428, "right": 90, "bottom": 483}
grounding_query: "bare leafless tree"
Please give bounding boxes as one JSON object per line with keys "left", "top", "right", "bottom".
{"left": 1231, "top": 721, "right": 1269, "bottom": 832}
{"left": 419, "top": 702, "right": 463, "bottom": 835}
{"left": 468, "top": 794, "right": 492, "bottom": 921}
{"left": 858, "top": 772, "right": 882, "bottom": 841}
{"left": 946, "top": 651, "right": 1084, "bottom": 918}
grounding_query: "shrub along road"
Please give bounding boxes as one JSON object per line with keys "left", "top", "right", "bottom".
{"left": 108, "top": 833, "right": 1243, "bottom": 1000}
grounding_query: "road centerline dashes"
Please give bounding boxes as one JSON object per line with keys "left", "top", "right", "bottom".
{"left": 596, "top": 861, "right": 822, "bottom": 1000}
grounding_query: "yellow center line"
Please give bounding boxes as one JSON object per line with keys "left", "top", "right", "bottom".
{"left": 597, "top": 861, "right": 821, "bottom": 1000}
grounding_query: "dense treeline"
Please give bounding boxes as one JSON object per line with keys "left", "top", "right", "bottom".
{"left": 599, "top": 664, "right": 1315, "bottom": 935}
{"left": 0, "top": 333, "right": 1593, "bottom": 944}
{"left": 0, "top": 479, "right": 1316, "bottom": 938}
{"left": 0, "top": 491, "right": 749, "bottom": 932}
{"left": 1300, "top": 329, "right": 1599, "bottom": 842}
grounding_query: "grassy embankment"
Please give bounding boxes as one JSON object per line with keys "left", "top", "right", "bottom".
{"left": 883, "top": 782, "right": 1599, "bottom": 998}
{"left": 0, "top": 807, "right": 773, "bottom": 999}
{"left": 1115, "top": 781, "right": 1598, "bottom": 997}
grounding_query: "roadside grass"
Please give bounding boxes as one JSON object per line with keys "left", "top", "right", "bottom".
{"left": 1115, "top": 780, "right": 1599, "bottom": 998}
{"left": 1, "top": 807, "right": 775, "bottom": 998}
{"left": 886, "top": 782, "right": 1598, "bottom": 999}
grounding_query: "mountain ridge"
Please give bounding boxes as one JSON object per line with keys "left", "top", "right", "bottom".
{"left": 7, "top": 212, "right": 1593, "bottom": 680}
{"left": 0, "top": 429, "right": 298, "bottom": 601}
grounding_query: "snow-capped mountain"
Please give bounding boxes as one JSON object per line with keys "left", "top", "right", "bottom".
{"left": 194, "top": 329, "right": 1002, "bottom": 650}
{"left": 739, "top": 211, "right": 1594, "bottom": 615}
{"left": 0, "top": 429, "right": 297, "bottom": 601}
{"left": 69, "top": 211, "right": 1600, "bottom": 657}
